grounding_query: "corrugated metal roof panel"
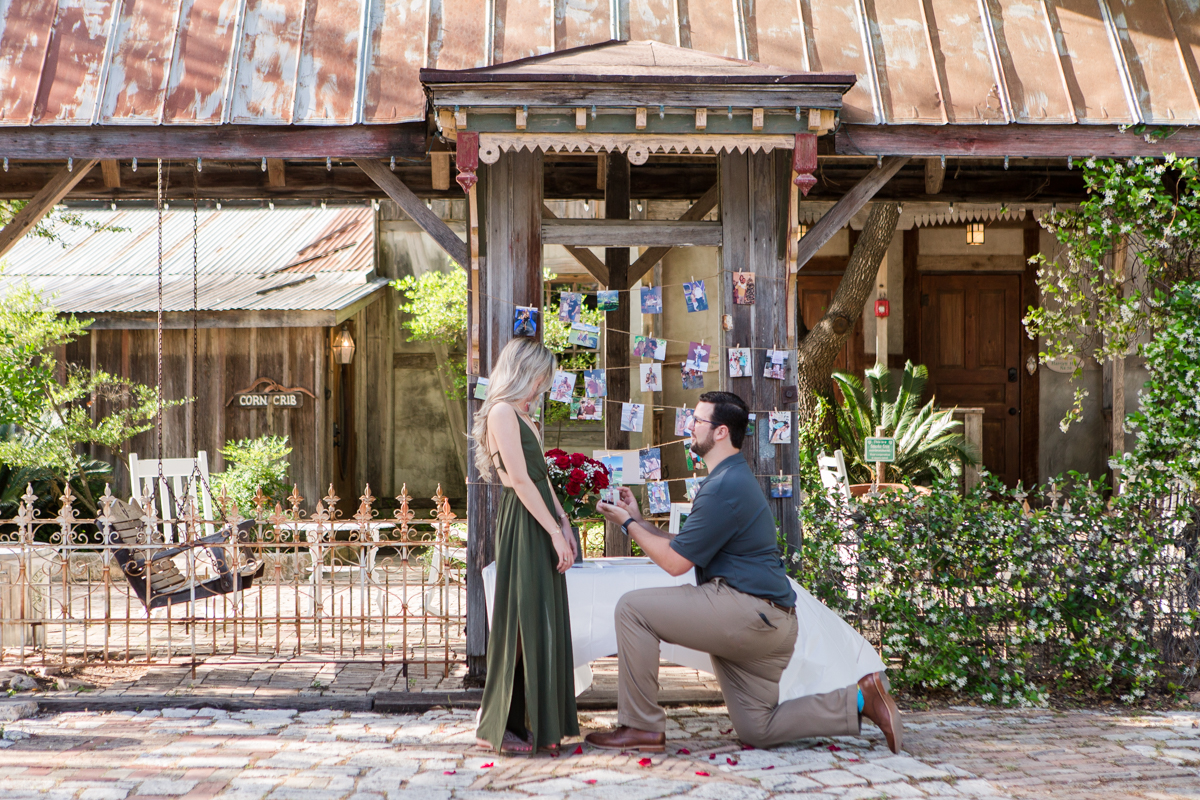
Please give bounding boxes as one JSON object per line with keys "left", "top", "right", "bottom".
{"left": 2, "top": 0, "right": 1198, "bottom": 127}
{"left": 1, "top": 205, "right": 374, "bottom": 282}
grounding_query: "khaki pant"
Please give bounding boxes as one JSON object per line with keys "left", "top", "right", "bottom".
{"left": 616, "top": 579, "right": 859, "bottom": 748}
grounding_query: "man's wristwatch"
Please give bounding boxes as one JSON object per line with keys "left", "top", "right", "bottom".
{"left": 620, "top": 517, "right": 635, "bottom": 536}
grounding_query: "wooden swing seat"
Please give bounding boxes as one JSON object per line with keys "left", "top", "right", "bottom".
{"left": 106, "top": 498, "right": 264, "bottom": 609}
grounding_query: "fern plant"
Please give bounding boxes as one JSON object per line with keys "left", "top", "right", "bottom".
{"left": 832, "top": 361, "right": 977, "bottom": 485}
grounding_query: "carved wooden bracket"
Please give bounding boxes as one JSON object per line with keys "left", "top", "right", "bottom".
{"left": 792, "top": 133, "right": 818, "bottom": 196}
{"left": 456, "top": 132, "right": 479, "bottom": 193}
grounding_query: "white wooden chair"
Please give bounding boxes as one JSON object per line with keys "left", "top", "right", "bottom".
{"left": 817, "top": 450, "right": 852, "bottom": 506}
{"left": 129, "top": 451, "right": 216, "bottom": 543}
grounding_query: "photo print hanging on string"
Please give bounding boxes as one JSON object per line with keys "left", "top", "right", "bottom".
{"left": 558, "top": 292, "right": 583, "bottom": 323}
{"left": 733, "top": 271, "right": 756, "bottom": 305}
{"left": 681, "top": 365, "right": 705, "bottom": 391}
{"left": 641, "top": 286, "right": 663, "bottom": 314}
{"left": 597, "top": 290, "right": 620, "bottom": 312}
{"left": 620, "top": 402, "right": 646, "bottom": 432}
{"left": 685, "top": 476, "right": 706, "bottom": 501}
{"left": 578, "top": 396, "right": 603, "bottom": 421}
{"left": 583, "top": 369, "right": 607, "bottom": 397}
{"left": 473, "top": 377, "right": 489, "bottom": 400}
{"left": 675, "top": 407, "right": 695, "bottom": 437}
{"left": 683, "top": 279, "right": 709, "bottom": 312}
{"left": 567, "top": 322, "right": 600, "bottom": 348}
{"left": 600, "top": 454, "right": 624, "bottom": 484}
{"left": 514, "top": 306, "right": 539, "bottom": 337}
{"left": 764, "top": 349, "right": 789, "bottom": 380}
{"left": 770, "top": 475, "right": 794, "bottom": 498}
{"left": 768, "top": 411, "right": 792, "bottom": 444}
{"left": 569, "top": 397, "right": 581, "bottom": 419}
{"left": 727, "top": 347, "right": 751, "bottom": 378}
{"left": 640, "top": 362, "right": 662, "bottom": 393}
{"left": 639, "top": 447, "right": 662, "bottom": 481}
{"left": 687, "top": 342, "right": 712, "bottom": 372}
{"left": 549, "top": 370, "right": 576, "bottom": 404}
{"left": 647, "top": 481, "right": 671, "bottom": 515}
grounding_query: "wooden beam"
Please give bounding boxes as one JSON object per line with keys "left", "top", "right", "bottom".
{"left": 541, "top": 204, "right": 609, "bottom": 285}
{"left": 100, "top": 159, "right": 120, "bottom": 189}
{"left": 924, "top": 157, "right": 944, "bottom": 194}
{"left": 604, "top": 151, "right": 631, "bottom": 557}
{"left": 1021, "top": 218, "right": 1041, "bottom": 489}
{"left": 431, "top": 152, "right": 451, "bottom": 191}
{"left": 0, "top": 159, "right": 98, "bottom": 259}
{"left": 541, "top": 218, "right": 721, "bottom": 247}
{"left": 354, "top": 158, "right": 469, "bottom": 266}
{"left": 628, "top": 182, "right": 720, "bottom": 284}
{"left": 836, "top": 124, "right": 1200, "bottom": 157}
{"left": 267, "top": 158, "right": 285, "bottom": 187}
{"left": 795, "top": 156, "right": 909, "bottom": 269}
{"left": 0, "top": 124, "right": 428, "bottom": 159}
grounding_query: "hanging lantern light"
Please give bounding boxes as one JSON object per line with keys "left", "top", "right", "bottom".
{"left": 333, "top": 325, "right": 356, "bottom": 365}
{"left": 798, "top": 223, "right": 809, "bottom": 238}
{"left": 966, "top": 222, "right": 985, "bottom": 246}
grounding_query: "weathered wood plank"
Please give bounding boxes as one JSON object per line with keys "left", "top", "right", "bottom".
{"left": 628, "top": 182, "right": 720, "bottom": 284}
{"left": 0, "top": 124, "right": 428, "bottom": 159}
{"left": 355, "top": 158, "right": 469, "bottom": 266}
{"left": 100, "top": 160, "right": 121, "bottom": 189}
{"left": 836, "top": 124, "right": 1200, "bottom": 157}
{"left": 603, "top": 152, "right": 631, "bottom": 558}
{"left": 541, "top": 218, "right": 722, "bottom": 246}
{"left": 0, "top": 160, "right": 97, "bottom": 259}
{"left": 540, "top": 204, "right": 609, "bottom": 285}
{"left": 267, "top": 159, "right": 286, "bottom": 187}
{"left": 794, "top": 157, "right": 909, "bottom": 269}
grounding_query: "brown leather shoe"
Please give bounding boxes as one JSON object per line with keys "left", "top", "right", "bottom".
{"left": 584, "top": 726, "right": 666, "bottom": 753}
{"left": 859, "top": 671, "right": 903, "bottom": 754}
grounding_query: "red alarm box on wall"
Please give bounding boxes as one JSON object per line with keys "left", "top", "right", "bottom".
{"left": 874, "top": 299, "right": 890, "bottom": 318}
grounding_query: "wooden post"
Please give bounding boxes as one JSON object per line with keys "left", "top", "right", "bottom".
{"left": 465, "top": 149, "right": 544, "bottom": 681}
{"left": 1111, "top": 237, "right": 1128, "bottom": 494}
{"left": 604, "top": 152, "right": 632, "bottom": 557}
{"left": 874, "top": 425, "right": 885, "bottom": 485}
{"left": 874, "top": 252, "right": 888, "bottom": 367}
{"left": 720, "top": 149, "right": 801, "bottom": 550}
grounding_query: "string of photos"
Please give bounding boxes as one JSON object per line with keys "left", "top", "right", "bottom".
{"left": 489, "top": 268, "right": 798, "bottom": 514}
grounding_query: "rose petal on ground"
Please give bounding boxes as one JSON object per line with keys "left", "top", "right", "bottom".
{"left": 585, "top": 779, "right": 597, "bottom": 784}
{"left": 721, "top": 728, "right": 734, "bottom": 734}
{"left": 573, "top": 745, "right": 583, "bottom": 755}
{"left": 828, "top": 744, "right": 842, "bottom": 752}
{"left": 762, "top": 765, "right": 774, "bottom": 770}
{"left": 726, "top": 757, "right": 738, "bottom": 766}
{"left": 696, "top": 771, "right": 710, "bottom": 777}
{"left": 677, "top": 748, "right": 690, "bottom": 755}
{"left": 443, "top": 771, "right": 456, "bottom": 775}
{"left": 638, "top": 757, "right": 653, "bottom": 767}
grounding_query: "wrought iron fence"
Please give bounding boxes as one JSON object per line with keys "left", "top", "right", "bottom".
{"left": 0, "top": 481, "right": 465, "bottom": 677}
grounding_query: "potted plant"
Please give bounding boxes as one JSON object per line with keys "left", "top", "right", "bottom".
{"left": 544, "top": 448, "right": 611, "bottom": 563}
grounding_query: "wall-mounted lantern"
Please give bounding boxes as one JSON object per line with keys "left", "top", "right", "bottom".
{"left": 797, "top": 223, "right": 809, "bottom": 238}
{"left": 966, "top": 222, "right": 985, "bottom": 246}
{"left": 333, "top": 325, "right": 356, "bottom": 365}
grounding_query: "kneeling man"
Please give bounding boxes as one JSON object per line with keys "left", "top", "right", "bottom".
{"left": 590, "top": 391, "right": 901, "bottom": 753}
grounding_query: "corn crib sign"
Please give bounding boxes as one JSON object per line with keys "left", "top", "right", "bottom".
{"left": 0, "top": 482, "right": 466, "bottom": 676}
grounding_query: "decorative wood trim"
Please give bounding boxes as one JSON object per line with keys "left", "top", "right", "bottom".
{"left": 917, "top": 254, "right": 1026, "bottom": 272}
{"left": 478, "top": 132, "right": 795, "bottom": 165}
{"left": 0, "top": 160, "right": 98, "bottom": 259}
{"left": 794, "top": 156, "right": 909, "bottom": 269}
{"left": 541, "top": 218, "right": 722, "bottom": 246}
{"left": 355, "top": 158, "right": 469, "bottom": 265}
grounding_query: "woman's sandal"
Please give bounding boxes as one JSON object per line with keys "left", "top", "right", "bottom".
{"left": 474, "top": 731, "right": 533, "bottom": 754}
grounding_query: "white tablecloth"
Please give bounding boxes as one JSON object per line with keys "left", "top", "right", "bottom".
{"left": 482, "top": 557, "right": 885, "bottom": 700}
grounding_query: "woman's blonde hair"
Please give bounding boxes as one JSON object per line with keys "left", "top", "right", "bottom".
{"left": 471, "top": 337, "right": 556, "bottom": 479}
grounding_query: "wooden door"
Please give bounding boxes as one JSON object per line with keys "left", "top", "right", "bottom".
{"left": 798, "top": 276, "right": 862, "bottom": 376}
{"left": 919, "top": 274, "right": 1021, "bottom": 486}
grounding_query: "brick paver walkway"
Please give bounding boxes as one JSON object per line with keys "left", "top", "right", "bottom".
{"left": 2, "top": 703, "right": 1198, "bottom": 800}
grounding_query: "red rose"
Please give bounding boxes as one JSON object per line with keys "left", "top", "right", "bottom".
{"left": 569, "top": 468, "right": 586, "bottom": 483}
{"left": 555, "top": 455, "right": 571, "bottom": 469}
{"left": 594, "top": 472, "right": 609, "bottom": 490}
{"left": 570, "top": 452, "right": 586, "bottom": 467}
{"left": 566, "top": 481, "right": 582, "bottom": 496}
{"left": 546, "top": 449, "right": 567, "bottom": 458}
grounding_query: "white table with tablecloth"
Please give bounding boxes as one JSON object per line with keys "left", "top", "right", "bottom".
{"left": 482, "top": 557, "right": 885, "bottom": 700}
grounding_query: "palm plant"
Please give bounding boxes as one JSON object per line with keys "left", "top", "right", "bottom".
{"left": 831, "top": 361, "right": 978, "bottom": 485}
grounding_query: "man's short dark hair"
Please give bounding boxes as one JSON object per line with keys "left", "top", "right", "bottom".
{"left": 698, "top": 391, "right": 749, "bottom": 449}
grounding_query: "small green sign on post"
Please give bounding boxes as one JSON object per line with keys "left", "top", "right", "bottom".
{"left": 864, "top": 437, "right": 896, "bottom": 463}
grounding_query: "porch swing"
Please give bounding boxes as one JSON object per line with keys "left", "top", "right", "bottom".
{"left": 106, "top": 160, "right": 263, "bottom": 609}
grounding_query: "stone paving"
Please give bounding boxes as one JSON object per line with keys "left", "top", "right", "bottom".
{"left": 2, "top": 703, "right": 1199, "bottom": 800}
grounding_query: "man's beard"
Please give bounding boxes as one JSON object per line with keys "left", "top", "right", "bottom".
{"left": 690, "top": 429, "right": 716, "bottom": 458}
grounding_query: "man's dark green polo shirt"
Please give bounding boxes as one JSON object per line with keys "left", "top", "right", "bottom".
{"left": 668, "top": 453, "right": 796, "bottom": 608}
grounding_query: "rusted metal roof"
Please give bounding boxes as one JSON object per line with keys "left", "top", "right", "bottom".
{"left": 0, "top": 205, "right": 385, "bottom": 313}
{"left": 2, "top": 1, "right": 1198, "bottom": 129}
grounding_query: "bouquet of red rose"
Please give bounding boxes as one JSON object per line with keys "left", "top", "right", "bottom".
{"left": 544, "top": 448, "right": 610, "bottom": 521}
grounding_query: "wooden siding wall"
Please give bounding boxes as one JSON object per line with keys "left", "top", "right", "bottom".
{"left": 62, "top": 302, "right": 393, "bottom": 513}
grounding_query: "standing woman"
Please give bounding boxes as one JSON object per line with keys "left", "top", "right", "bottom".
{"left": 474, "top": 338, "right": 579, "bottom": 753}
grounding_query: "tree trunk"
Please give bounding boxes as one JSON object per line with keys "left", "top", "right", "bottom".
{"left": 797, "top": 202, "right": 900, "bottom": 424}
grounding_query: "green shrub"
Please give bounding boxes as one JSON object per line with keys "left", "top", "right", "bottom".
{"left": 795, "top": 474, "right": 1196, "bottom": 705}
{"left": 215, "top": 436, "right": 292, "bottom": 515}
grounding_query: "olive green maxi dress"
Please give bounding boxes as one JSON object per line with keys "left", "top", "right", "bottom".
{"left": 477, "top": 417, "right": 579, "bottom": 751}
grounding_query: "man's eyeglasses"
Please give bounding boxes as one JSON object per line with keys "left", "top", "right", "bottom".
{"left": 689, "top": 416, "right": 716, "bottom": 430}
